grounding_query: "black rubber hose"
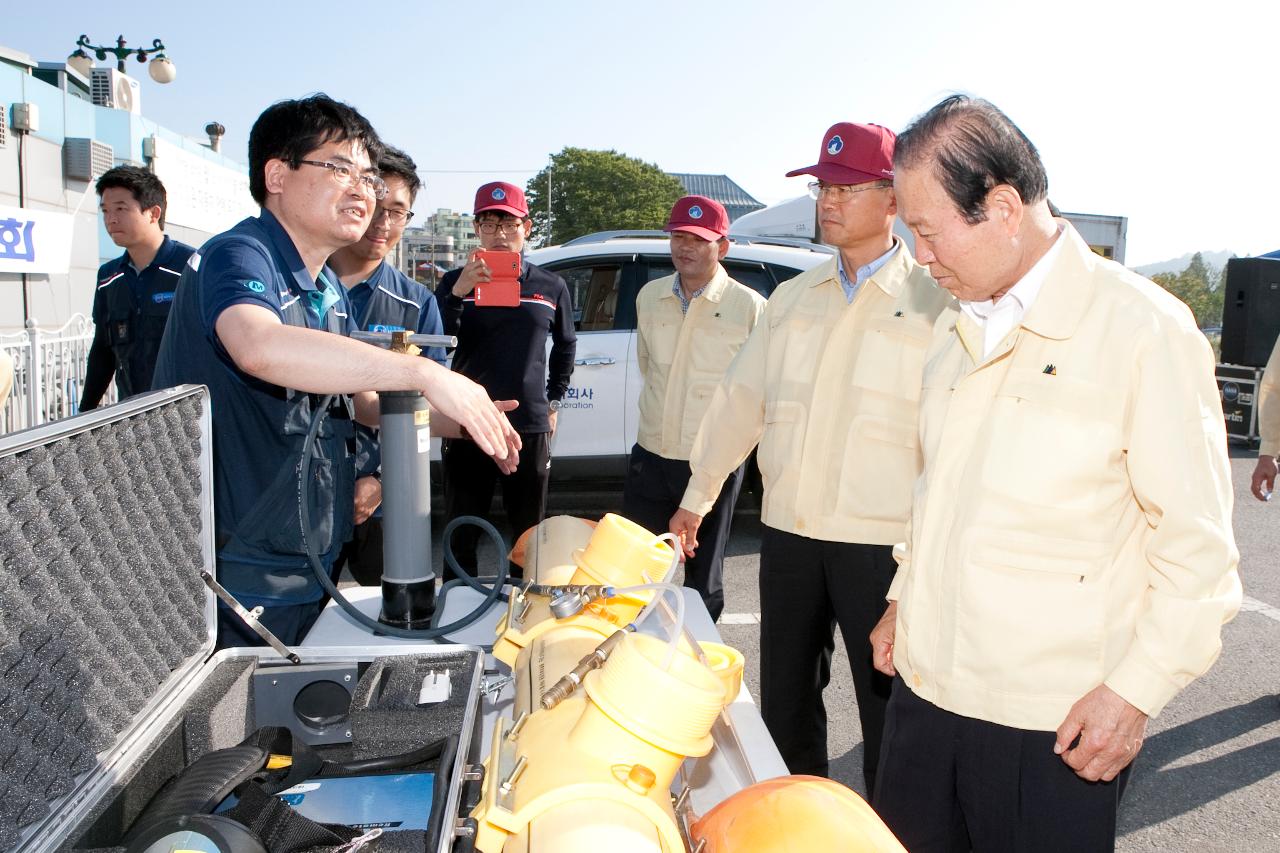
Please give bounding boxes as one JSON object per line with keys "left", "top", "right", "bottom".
{"left": 334, "top": 734, "right": 452, "bottom": 774}
{"left": 423, "top": 734, "right": 459, "bottom": 853}
{"left": 298, "top": 395, "right": 508, "bottom": 640}
{"left": 442, "top": 516, "right": 511, "bottom": 603}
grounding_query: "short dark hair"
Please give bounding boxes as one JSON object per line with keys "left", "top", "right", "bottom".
{"left": 895, "top": 95, "right": 1048, "bottom": 225}
{"left": 378, "top": 146, "right": 421, "bottom": 202}
{"left": 96, "top": 165, "right": 168, "bottom": 228}
{"left": 247, "top": 93, "right": 383, "bottom": 206}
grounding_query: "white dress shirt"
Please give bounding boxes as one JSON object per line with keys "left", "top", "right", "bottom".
{"left": 959, "top": 226, "right": 1065, "bottom": 358}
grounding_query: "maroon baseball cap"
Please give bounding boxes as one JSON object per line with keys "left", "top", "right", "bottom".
{"left": 785, "top": 122, "right": 896, "bottom": 185}
{"left": 664, "top": 195, "right": 729, "bottom": 242}
{"left": 474, "top": 181, "right": 528, "bottom": 217}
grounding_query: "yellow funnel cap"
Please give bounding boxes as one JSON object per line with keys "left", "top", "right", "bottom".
{"left": 584, "top": 633, "right": 725, "bottom": 757}
{"left": 571, "top": 513, "right": 675, "bottom": 589}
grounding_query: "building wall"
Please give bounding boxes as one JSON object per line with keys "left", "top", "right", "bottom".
{"left": 1, "top": 59, "right": 251, "bottom": 331}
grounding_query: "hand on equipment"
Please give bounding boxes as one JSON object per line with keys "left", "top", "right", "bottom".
{"left": 668, "top": 508, "right": 703, "bottom": 558}
{"left": 353, "top": 476, "right": 382, "bottom": 525}
{"left": 870, "top": 602, "right": 898, "bottom": 677}
{"left": 1054, "top": 684, "right": 1148, "bottom": 782}
{"left": 1250, "top": 454, "right": 1277, "bottom": 502}
{"left": 452, "top": 249, "right": 492, "bottom": 298}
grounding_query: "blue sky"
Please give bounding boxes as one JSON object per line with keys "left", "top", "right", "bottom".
{"left": 8, "top": 0, "right": 1277, "bottom": 266}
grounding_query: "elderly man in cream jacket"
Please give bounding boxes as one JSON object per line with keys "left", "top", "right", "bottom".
{"left": 870, "top": 95, "right": 1241, "bottom": 853}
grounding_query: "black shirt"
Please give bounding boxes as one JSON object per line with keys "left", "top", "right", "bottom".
{"left": 435, "top": 261, "right": 576, "bottom": 433}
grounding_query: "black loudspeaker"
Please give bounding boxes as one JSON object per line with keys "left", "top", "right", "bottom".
{"left": 1221, "top": 257, "right": 1280, "bottom": 367}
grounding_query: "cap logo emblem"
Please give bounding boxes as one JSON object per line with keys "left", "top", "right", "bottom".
{"left": 491, "top": 187, "right": 506, "bottom": 200}
{"left": 688, "top": 205, "right": 704, "bottom": 219}
{"left": 827, "top": 135, "right": 844, "bottom": 155}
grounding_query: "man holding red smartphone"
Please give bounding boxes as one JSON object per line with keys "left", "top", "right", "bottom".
{"left": 435, "top": 182, "right": 577, "bottom": 577}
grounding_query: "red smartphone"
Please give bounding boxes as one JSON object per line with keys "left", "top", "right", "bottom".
{"left": 474, "top": 250, "right": 521, "bottom": 307}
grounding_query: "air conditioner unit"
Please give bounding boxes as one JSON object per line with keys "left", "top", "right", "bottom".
{"left": 64, "top": 138, "right": 115, "bottom": 182}
{"left": 90, "top": 68, "right": 142, "bottom": 115}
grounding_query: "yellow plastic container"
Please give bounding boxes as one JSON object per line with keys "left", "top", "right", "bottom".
{"left": 473, "top": 632, "right": 733, "bottom": 853}
{"left": 493, "top": 514, "right": 676, "bottom": 667}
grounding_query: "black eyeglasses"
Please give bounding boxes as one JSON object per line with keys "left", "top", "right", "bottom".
{"left": 476, "top": 220, "right": 525, "bottom": 235}
{"left": 373, "top": 207, "right": 414, "bottom": 226}
{"left": 298, "top": 160, "right": 389, "bottom": 200}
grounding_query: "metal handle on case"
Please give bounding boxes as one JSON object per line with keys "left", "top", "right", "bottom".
{"left": 574, "top": 356, "right": 616, "bottom": 366}
{"left": 199, "top": 570, "right": 301, "bottom": 664}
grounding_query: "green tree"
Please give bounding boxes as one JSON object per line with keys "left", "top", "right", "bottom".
{"left": 525, "top": 148, "right": 685, "bottom": 246}
{"left": 1150, "top": 251, "right": 1225, "bottom": 330}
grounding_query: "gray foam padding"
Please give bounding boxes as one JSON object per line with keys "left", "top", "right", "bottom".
{"left": 0, "top": 394, "right": 209, "bottom": 852}
{"left": 180, "top": 657, "right": 256, "bottom": 764}
{"left": 349, "top": 652, "right": 479, "bottom": 760}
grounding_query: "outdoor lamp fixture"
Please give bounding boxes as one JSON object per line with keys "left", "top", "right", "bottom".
{"left": 68, "top": 35, "right": 176, "bottom": 83}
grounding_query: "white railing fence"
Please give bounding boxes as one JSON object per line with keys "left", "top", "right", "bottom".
{"left": 1, "top": 315, "right": 116, "bottom": 435}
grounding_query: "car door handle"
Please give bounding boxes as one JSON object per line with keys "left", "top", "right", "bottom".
{"left": 575, "top": 356, "right": 616, "bottom": 366}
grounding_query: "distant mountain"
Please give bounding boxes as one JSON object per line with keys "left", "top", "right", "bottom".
{"left": 1133, "top": 250, "right": 1239, "bottom": 276}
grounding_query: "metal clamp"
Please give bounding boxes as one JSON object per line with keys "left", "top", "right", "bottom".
{"left": 480, "top": 674, "right": 515, "bottom": 702}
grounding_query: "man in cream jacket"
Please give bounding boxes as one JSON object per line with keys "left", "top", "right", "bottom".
{"left": 670, "top": 122, "right": 950, "bottom": 795}
{"left": 1250, "top": 334, "right": 1280, "bottom": 501}
{"left": 622, "top": 196, "right": 765, "bottom": 621}
{"left": 871, "top": 95, "right": 1241, "bottom": 852}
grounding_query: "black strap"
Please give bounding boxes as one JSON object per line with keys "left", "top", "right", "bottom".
{"left": 222, "top": 781, "right": 360, "bottom": 852}
{"left": 240, "top": 726, "right": 327, "bottom": 794}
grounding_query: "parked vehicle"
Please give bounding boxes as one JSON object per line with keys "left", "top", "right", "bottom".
{"left": 526, "top": 232, "right": 833, "bottom": 478}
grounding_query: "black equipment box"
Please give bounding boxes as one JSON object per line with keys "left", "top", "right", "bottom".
{"left": 1215, "top": 363, "right": 1263, "bottom": 444}
{"left": 0, "top": 386, "right": 483, "bottom": 852}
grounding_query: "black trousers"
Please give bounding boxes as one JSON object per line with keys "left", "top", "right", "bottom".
{"left": 215, "top": 599, "right": 323, "bottom": 650}
{"left": 758, "top": 526, "right": 895, "bottom": 796}
{"left": 620, "top": 443, "right": 744, "bottom": 622}
{"left": 441, "top": 431, "right": 551, "bottom": 579}
{"left": 331, "top": 516, "right": 385, "bottom": 586}
{"left": 873, "top": 678, "right": 1130, "bottom": 853}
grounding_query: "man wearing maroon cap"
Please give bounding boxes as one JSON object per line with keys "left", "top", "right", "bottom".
{"left": 670, "top": 123, "right": 950, "bottom": 795}
{"left": 434, "top": 182, "right": 577, "bottom": 577}
{"left": 622, "top": 196, "right": 766, "bottom": 620}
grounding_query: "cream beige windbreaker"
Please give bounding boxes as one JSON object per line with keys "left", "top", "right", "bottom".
{"left": 635, "top": 266, "right": 766, "bottom": 461}
{"left": 1258, "top": 335, "right": 1280, "bottom": 457}
{"left": 680, "top": 241, "right": 949, "bottom": 545}
{"left": 888, "top": 224, "right": 1242, "bottom": 731}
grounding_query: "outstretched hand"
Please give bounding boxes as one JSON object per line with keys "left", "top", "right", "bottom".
{"left": 424, "top": 372, "right": 521, "bottom": 469}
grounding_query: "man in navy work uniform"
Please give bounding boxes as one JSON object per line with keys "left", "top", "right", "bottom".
{"left": 328, "top": 145, "right": 445, "bottom": 585}
{"left": 153, "top": 95, "right": 519, "bottom": 648}
{"left": 434, "top": 182, "right": 576, "bottom": 577}
{"left": 80, "top": 166, "right": 195, "bottom": 411}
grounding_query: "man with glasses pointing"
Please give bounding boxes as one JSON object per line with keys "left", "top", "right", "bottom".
{"left": 434, "top": 182, "right": 577, "bottom": 578}
{"left": 154, "top": 96, "right": 520, "bottom": 647}
{"left": 669, "top": 122, "right": 949, "bottom": 796}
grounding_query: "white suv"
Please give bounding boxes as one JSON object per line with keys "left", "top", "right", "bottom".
{"left": 525, "top": 231, "right": 833, "bottom": 478}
